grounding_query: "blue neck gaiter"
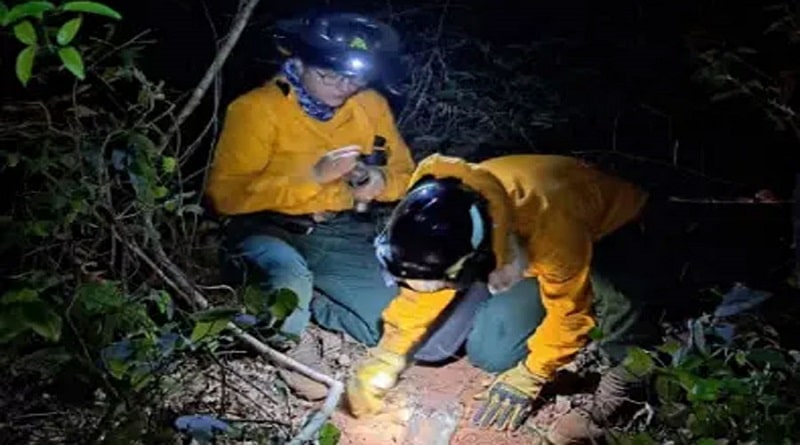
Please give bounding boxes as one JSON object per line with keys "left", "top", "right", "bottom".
{"left": 281, "top": 60, "right": 336, "bottom": 122}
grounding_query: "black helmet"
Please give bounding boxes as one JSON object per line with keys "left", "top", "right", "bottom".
{"left": 375, "top": 176, "right": 496, "bottom": 290}
{"left": 274, "top": 11, "right": 405, "bottom": 94}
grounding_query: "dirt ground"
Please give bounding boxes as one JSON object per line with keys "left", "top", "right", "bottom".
{"left": 331, "top": 356, "right": 595, "bottom": 445}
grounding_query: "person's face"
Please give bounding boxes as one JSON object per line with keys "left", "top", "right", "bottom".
{"left": 297, "top": 61, "right": 368, "bottom": 107}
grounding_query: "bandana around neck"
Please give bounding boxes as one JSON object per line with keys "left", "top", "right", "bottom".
{"left": 281, "top": 59, "right": 336, "bottom": 121}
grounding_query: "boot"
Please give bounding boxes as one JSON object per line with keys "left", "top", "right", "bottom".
{"left": 546, "top": 365, "right": 646, "bottom": 445}
{"left": 277, "top": 331, "right": 336, "bottom": 401}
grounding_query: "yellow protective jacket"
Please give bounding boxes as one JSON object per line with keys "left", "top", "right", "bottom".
{"left": 380, "top": 153, "right": 648, "bottom": 379}
{"left": 206, "top": 77, "right": 415, "bottom": 216}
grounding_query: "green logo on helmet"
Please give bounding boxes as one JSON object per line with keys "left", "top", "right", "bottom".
{"left": 349, "top": 37, "right": 368, "bottom": 50}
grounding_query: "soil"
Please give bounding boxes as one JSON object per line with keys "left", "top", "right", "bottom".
{"left": 331, "top": 353, "right": 599, "bottom": 445}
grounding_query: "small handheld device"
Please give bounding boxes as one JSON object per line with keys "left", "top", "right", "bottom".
{"left": 349, "top": 135, "right": 388, "bottom": 213}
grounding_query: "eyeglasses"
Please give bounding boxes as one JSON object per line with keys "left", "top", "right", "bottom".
{"left": 314, "top": 69, "right": 369, "bottom": 89}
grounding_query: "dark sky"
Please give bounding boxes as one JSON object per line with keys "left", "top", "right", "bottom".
{"left": 4, "top": 0, "right": 796, "bottom": 194}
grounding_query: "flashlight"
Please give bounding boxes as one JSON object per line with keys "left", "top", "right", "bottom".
{"left": 349, "top": 135, "right": 388, "bottom": 213}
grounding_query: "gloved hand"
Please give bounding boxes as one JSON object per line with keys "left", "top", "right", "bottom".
{"left": 346, "top": 348, "right": 407, "bottom": 418}
{"left": 471, "top": 361, "right": 548, "bottom": 431}
{"left": 312, "top": 145, "right": 361, "bottom": 184}
{"left": 351, "top": 167, "right": 386, "bottom": 202}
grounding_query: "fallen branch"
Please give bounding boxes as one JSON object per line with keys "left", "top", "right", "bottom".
{"left": 230, "top": 327, "right": 345, "bottom": 445}
{"left": 159, "top": 0, "right": 261, "bottom": 153}
{"left": 110, "top": 224, "right": 343, "bottom": 443}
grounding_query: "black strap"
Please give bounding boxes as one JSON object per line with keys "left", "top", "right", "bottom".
{"left": 275, "top": 79, "right": 291, "bottom": 96}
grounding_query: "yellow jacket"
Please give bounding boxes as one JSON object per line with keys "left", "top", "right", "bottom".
{"left": 380, "top": 154, "right": 648, "bottom": 379}
{"left": 206, "top": 77, "right": 415, "bottom": 216}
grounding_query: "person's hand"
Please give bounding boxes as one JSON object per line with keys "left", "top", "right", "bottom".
{"left": 471, "top": 361, "right": 548, "bottom": 431}
{"left": 312, "top": 145, "right": 361, "bottom": 184}
{"left": 488, "top": 262, "right": 525, "bottom": 294}
{"left": 488, "top": 233, "right": 528, "bottom": 294}
{"left": 346, "top": 348, "right": 407, "bottom": 418}
{"left": 351, "top": 167, "right": 386, "bottom": 202}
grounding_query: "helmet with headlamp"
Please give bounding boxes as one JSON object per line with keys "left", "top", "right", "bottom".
{"left": 375, "top": 176, "right": 497, "bottom": 292}
{"left": 274, "top": 11, "right": 405, "bottom": 94}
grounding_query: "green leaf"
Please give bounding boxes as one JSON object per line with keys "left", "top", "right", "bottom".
{"left": 76, "top": 281, "right": 124, "bottom": 314}
{"left": 25, "top": 220, "right": 50, "bottom": 237}
{"left": 587, "top": 326, "right": 604, "bottom": 341}
{"left": 58, "top": 46, "right": 85, "bottom": 79}
{"left": 0, "top": 2, "right": 8, "bottom": 25}
{"left": 61, "top": 1, "right": 121, "bottom": 19}
{"left": 3, "top": 1, "right": 54, "bottom": 25}
{"left": 107, "top": 356, "right": 129, "bottom": 379}
{"left": 56, "top": 16, "right": 82, "bottom": 45}
{"left": 696, "top": 439, "right": 718, "bottom": 445}
{"left": 654, "top": 374, "right": 682, "bottom": 403}
{"left": 1, "top": 288, "right": 40, "bottom": 305}
{"left": 13, "top": 20, "right": 37, "bottom": 45}
{"left": 161, "top": 156, "right": 176, "bottom": 173}
{"left": 149, "top": 290, "right": 173, "bottom": 319}
{"left": 688, "top": 378, "right": 722, "bottom": 402}
{"left": 622, "top": 347, "right": 655, "bottom": 377}
{"left": 243, "top": 285, "right": 266, "bottom": 315}
{"left": 153, "top": 185, "right": 168, "bottom": 199}
{"left": 15, "top": 45, "right": 36, "bottom": 86}
{"left": 318, "top": 422, "right": 341, "bottom": 445}
{"left": 0, "top": 306, "right": 31, "bottom": 343}
{"left": 163, "top": 199, "right": 178, "bottom": 212}
{"left": 748, "top": 348, "right": 787, "bottom": 369}
{"left": 190, "top": 319, "right": 229, "bottom": 342}
{"left": 656, "top": 338, "right": 683, "bottom": 355}
{"left": 130, "top": 369, "right": 154, "bottom": 390}
{"left": 268, "top": 288, "right": 299, "bottom": 321}
{"left": 17, "top": 300, "right": 62, "bottom": 342}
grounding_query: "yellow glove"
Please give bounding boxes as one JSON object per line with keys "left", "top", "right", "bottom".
{"left": 471, "top": 361, "right": 548, "bottom": 430}
{"left": 346, "top": 348, "right": 407, "bottom": 418}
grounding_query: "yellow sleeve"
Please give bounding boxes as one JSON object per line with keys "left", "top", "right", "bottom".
{"left": 379, "top": 287, "right": 458, "bottom": 356}
{"left": 407, "top": 154, "right": 514, "bottom": 266}
{"left": 373, "top": 101, "right": 415, "bottom": 202}
{"left": 524, "top": 223, "right": 596, "bottom": 379}
{"left": 206, "top": 96, "right": 323, "bottom": 215}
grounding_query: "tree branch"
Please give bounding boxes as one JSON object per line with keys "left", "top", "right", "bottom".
{"left": 159, "top": 0, "right": 261, "bottom": 153}
{"left": 110, "top": 223, "right": 343, "bottom": 444}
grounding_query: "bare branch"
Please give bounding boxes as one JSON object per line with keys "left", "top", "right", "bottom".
{"left": 159, "top": 0, "right": 261, "bottom": 153}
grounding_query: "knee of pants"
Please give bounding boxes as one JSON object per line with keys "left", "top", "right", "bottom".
{"left": 463, "top": 278, "right": 544, "bottom": 373}
{"left": 237, "top": 235, "right": 314, "bottom": 309}
{"left": 465, "top": 337, "right": 526, "bottom": 373}
{"left": 310, "top": 295, "right": 379, "bottom": 346}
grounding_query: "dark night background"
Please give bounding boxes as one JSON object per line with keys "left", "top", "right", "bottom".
{"left": 1, "top": 0, "right": 798, "bottom": 277}
{"left": 3, "top": 2, "right": 800, "bottom": 442}
{"left": 77, "top": 0, "right": 800, "bottom": 196}
{"left": 93, "top": 0, "right": 798, "bottom": 286}
{"left": 2, "top": 0, "right": 798, "bottom": 194}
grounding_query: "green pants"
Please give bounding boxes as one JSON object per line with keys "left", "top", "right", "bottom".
{"left": 444, "top": 215, "right": 678, "bottom": 373}
{"left": 221, "top": 210, "right": 398, "bottom": 346}
{"left": 221, "top": 206, "right": 678, "bottom": 370}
